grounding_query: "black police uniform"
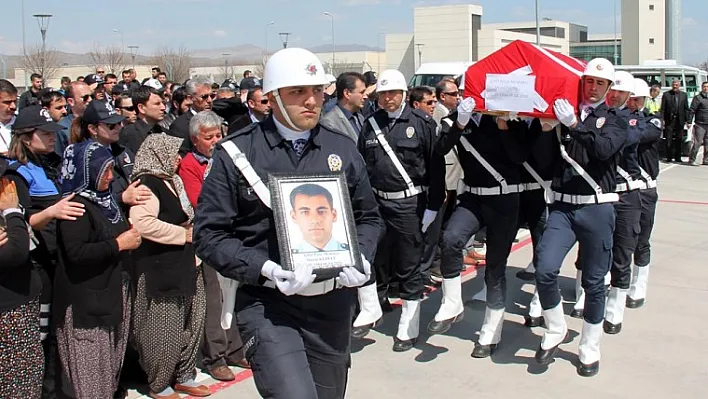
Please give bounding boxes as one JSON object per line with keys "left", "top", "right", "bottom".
{"left": 535, "top": 103, "right": 628, "bottom": 325}
{"left": 628, "top": 110, "right": 662, "bottom": 305}
{"left": 435, "top": 114, "right": 527, "bottom": 308}
{"left": 193, "top": 116, "right": 383, "bottom": 399}
{"left": 357, "top": 105, "right": 445, "bottom": 304}
{"left": 117, "top": 119, "right": 163, "bottom": 155}
{"left": 517, "top": 119, "right": 560, "bottom": 277}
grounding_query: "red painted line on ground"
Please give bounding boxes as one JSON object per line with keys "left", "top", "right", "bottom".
{"left": 659, "top": 199, "right": 708, "bottom": 206}
{"left": 183, "top": 369, "right": 253, "bottom": 398}
{"left": 192, "top": 236, "right": 534, "bottom": 396}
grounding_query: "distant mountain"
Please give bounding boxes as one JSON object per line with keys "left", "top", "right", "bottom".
{"left": 308, "top": 44, "right": 383, "bottom": 53}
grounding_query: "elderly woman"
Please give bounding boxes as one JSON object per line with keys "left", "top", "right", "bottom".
{"left": 0, "top": 160, "right": 43, "bottom": 398}
{"left": 7, "top": 105, "right": 86, "bottom": 397}
{"left": 129, "top": 134, "right": 208, "bottom": 399}
{"left": 54, "top": 141, "right": 142, "bottom": 398}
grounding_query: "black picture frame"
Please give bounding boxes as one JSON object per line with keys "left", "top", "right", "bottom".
{"left": 268, "top": 171, "right": 363, "bottom": 282}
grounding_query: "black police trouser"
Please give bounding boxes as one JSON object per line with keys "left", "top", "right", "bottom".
{"left": 420, "top": 203, "right": 446, "bottom": 280}
{"left": 236, "top": 285, "right": 355, "bottom": 399}
{"left": 440, "top": 193, "right": 519, "bottom": 310}
{"left": 666, "top": 119, "right": 684, "bottom": 161}
{"left": 518, "top": 189, "right": 548, "bottom": 268}
{"left": 374, "top": 196, "right": 426, "bottom": 302}
{"left": 634, "top": 188, "right": 658, "bottom": 267}
{"left": 201, "top": 264, "right": 244, "bottom": 370}
{"left": 535, "top": 203, "right": 615, "bottom": 324}
{"left": 610, "top": 190, "right": 642, "bottom": 289}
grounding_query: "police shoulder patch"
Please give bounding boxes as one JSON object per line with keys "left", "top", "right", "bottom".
{"left": 596, "top": 117, "right": 606, "bottom": 129}
{"left": 406, "top": 126, "right": 415, "bottom": 138}
{"left": 629, "top": 119, "right": 637, "bottom": 126}
{"left": 650, "top": 118, "right": 662, "bottom": 129}
{"left": 327, "top": 154, "right": 342, "bottom": 172}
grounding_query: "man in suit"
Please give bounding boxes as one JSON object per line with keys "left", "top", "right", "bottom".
{"left": 661, "top": 79, "right": 690, "bottom": 162}
{"left": 319, "top": 72, "right": 367, "bottom": 143}
{"left": 168, "top": 77, "right": 214, "bottom": 156}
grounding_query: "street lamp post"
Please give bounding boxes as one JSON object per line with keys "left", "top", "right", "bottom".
{"left": 534, "top": 0, "right": 540, "bottom": 45}
{"left": 416, "top": 43, "right": 425, "bottom": 70}
{"left": 112, "top": 28, "right": 124, "bottom": 53}
{"left": 265, "top": 21, "right": 275, "bottom": 56}
{"left": 127, "top": 45, "right": 139, "bottom": 69}
{"left": 323, "top": 12, "right": 335, "bottom": 73}
{"left": 33, "top": 14, "right": 53, "bottom": 81}
{"left": 613, "top": 0, "right": 618, "bottom": 65}
{"left": 279, "top": 32, "right": 291, "bottom": 49}
{"left": 223, "top": 53, "right": 231, "bottom": 80}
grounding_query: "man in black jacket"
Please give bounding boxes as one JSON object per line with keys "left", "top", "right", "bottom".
{"left": 688, "top": 81, "right": 708, "bottom": 165}
{"left": 18, "top": 73, "right": 43, "bottom": 110}
{"left": 118, "top": 86, "right": 165, "bottom": 154}
{"left": 661, "top": 79, "right": 690, "bottom": 162}
{"left": 168, "top": 77, "right": 214, "bottom": 156}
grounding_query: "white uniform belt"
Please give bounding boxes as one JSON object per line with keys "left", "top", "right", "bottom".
{"left": 372, "top": 185, "right": 427, "bottom": 200}
{"left": 616, "top": 180, "right": 647, "bottom": 192}
{"left": 263, "top": 279, "right": 337, "bottom": 296}
{"left": 524, "top": 181, "right": 552, "bottom": 191}
{"left": 644, "top": 180, "right": 657, "bottom": 189}
{"left": 639, "top": 167, "right": 657, "bottom": 189}
{"left": 553, "top": 192, "right": 619, "bottom": 205}
{"left": 458, "top": 181, "right": 524, "bottom": 196}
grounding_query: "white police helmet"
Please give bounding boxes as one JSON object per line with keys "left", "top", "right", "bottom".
{"left": 262, "top": 48, "right": 329, "bottom": 95}
{"left": 376, "top": 69, "right": 408, "bottom": 92}
{"left": 582, "top": 58, "right": 615, "bottom": 83}
{"left": 631, "top": 78, "right": 651, "bottom": 98}
{"left": 612, "top": 71, "right": 635, "bottom": 93}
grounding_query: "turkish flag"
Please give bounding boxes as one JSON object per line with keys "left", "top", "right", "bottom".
{"left": 464, "top": 40, "right": 586, "bottom": 119}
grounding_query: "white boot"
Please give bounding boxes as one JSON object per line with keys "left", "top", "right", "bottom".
{"left": 604, "top": 271, "right": 611, "bottom": 286}
{"left": 353, "top": 283, "right": 382, "bottom": 328}
{"left": 572, "top": 270, "right": 585, "bottom": 317}
{"left": 540, "top": 303, "right": 568, "bottom": 350}
{"left": 578, "top": 321, "right": 603, "bottom": 376}
{"left": 604, "top": 287, "right": 628, "bottom": 333}
{"left": 628, "top": 265, "right": 650, "bottom": 304}
{"left": 528, "top": 288, "right": 542, "bottom": 319}
{"left": 433, "top": 276, "right": 464, "bottom": 322}
{"left": 396, "top": 300, "right": 421, "bottom": 342}
{"left": 470, "top": 282, "right": 487, "bottom": 302}
{"left": 477, "top": 307, "right": 505, "bottom": 346}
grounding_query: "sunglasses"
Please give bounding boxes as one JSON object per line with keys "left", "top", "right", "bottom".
{"left": 199, "top": 93, "right": 216, "bottom": 100}
{"left": 105, "top": 123, "right": 120, "bottom": 130}
{"left": 443, "top": 91, "right": 459, "bottom": 97}
{"left": 96, "top": 71, "right": 105, "bottom": 74}
{"left": 81, "top": 94, "right": 92, "bottom": 103}
{"left": 118, "top": 105, "right": 136, "bottom": 112}
{"left": 259, "top": 99, "right": 269, "bottom": 104}
{"left": 424, "top": 100, "right": 438, "bottom": 105}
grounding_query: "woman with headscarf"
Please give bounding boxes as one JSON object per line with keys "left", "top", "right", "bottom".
{"left": 0, "top": 158, "right": 43, "bottom": 398}
{"left": 7, "top": 105, "right": 86, "bottom": 397}
{"left": 54, "top": 141, "right": 142, "bottom": 398}
{"left": 129, "top": 134, "right": 208, "bottom": 399}
{"left": 69, "top": 100, "right": 153, "bottom": 213}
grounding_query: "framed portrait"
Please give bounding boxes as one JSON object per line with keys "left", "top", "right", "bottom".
{"left": 269, "top": 172, "right": 363, "bottom": 281}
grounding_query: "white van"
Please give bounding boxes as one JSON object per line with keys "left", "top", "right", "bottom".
{"left": 408, "top": 62, "right": 474, "bottom": 88}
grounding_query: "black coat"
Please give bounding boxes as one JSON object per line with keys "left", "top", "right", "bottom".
{"left": 661, "top": 90, "right": 690, "bottom": 126}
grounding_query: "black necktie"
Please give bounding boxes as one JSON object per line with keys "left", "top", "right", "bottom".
{"left": 291, "top": 138, "right": 308, "bottom": 157}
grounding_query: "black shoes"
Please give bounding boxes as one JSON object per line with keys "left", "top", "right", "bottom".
{"left": 577, "top": 361, "right": 600, "bottom": 377}
{"left": 524, "top": 316, "right": 544, "bottom": 328}
{"left": 352, "top": 319, "right": 380, "bottom": 339}
{"left": 603, "top": 320, "right": 622, "bottom": 335}
{"left": 625, "top": 297, "right": 645, "bottom": 309}
{"left": 393, "top": 337, "right": 417, "bottom": 352}
{"left": 471, "top": 343, "right": 498, "bottom": 358}
{"left": 570, "top": 309, "right": 584, "bottom": 319}
{"left": 427, "top": 313, "right": 463, "bottom": 335}
{"left": 516, "top": 270, "right": 535, "bottom": 281}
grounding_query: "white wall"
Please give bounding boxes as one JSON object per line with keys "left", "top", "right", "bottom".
{"left": 622, "top": 0, "right": 666, "bottom": 64}
{"left": 385, "top": 33, "right": 415, "bottom": 80}
{"left": 477, "top": 29, "right": 567, "bottom": 59}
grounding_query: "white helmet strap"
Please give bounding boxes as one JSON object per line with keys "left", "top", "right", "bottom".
{"left": 273, "top": 90, "right": 304, "bottom": 132}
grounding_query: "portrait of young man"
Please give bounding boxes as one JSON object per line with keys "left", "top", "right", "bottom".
{"left": 289, "top": 183, "right": 350, "bottom": 253}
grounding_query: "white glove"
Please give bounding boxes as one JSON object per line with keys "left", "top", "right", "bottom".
{"left": 456, "top": 97, "right": 476, "bottom": 127}
{"left": 261, "top": 260, "right": 316, "bottom": 296}
{"left": 336, "top": 255, "right": 371, "bottom": 288}
{"left": 539, "top": 118, "right": 560, "bottom": 132}
{"left": 553, "top": 99, "right": 577, "bottom": 127}
{"left": 421, "top": 209, "right": 438, "bottom": 233}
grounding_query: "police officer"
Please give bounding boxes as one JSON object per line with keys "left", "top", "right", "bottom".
{"left": 603, "top": 71, "right": 644, "bottom": 335}
{"left": 193, "top": 47, "right": 384, "bottom": 399}
{"left": 626, "top": 78, "right": 663, "bottom": 309}
{"left": 355, "top": 69, "right": 445, "bottom": 352}
{"left": 429, "top": 99, "right": 528, "bottom": 359}
{"left": 520, "top": 118, "right": 561, "bottom": 328}
{"left": 534, "top": 58, "right": 627, "bottom": 377}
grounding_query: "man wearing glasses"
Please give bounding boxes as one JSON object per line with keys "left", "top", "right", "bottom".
{"left": 56, "top": 81, "right": 93, "bottom": 156}
{"left": 168, "top": 77, "right": 215, "bottom": 156}
{"left": 95, "top": 67, "right": 106, "bottom": 79}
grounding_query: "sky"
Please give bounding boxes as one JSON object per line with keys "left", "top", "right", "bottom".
{"left": 0, "top": 0, "right": 706, "bottom": 64}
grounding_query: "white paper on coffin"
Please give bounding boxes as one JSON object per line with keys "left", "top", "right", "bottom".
{"left": 480, "top": 65, "right": 549, "bottom": 113}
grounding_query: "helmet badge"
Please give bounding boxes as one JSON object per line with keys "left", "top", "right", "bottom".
{"left": 306, "top": 64, "right": 318, "bottom": 75}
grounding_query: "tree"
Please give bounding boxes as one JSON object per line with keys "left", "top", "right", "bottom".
{"left": 21, "top": 44, "right": 60, "bottom": 84}
{"left": 150, "top": 46, "right": 193, "bottom": 83}
{"left": 87, "top": 43, "right": 126, "bottom": 74}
